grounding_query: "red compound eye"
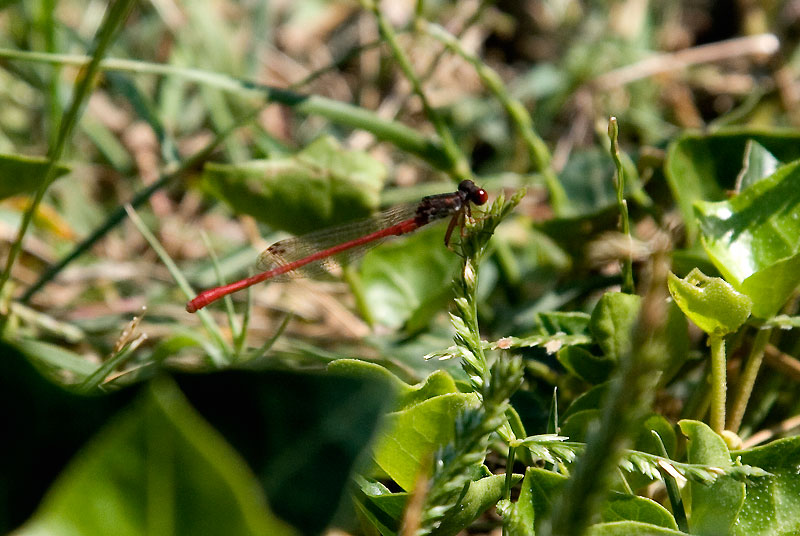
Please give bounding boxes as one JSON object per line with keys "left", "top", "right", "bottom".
{"left": 473, "top": 187, "right": 488, "bottom": 206}
{"left": 459, "top": 180, "right": 488, "bottom": 206}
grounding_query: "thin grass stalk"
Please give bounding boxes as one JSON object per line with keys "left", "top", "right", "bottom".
{"left": 0, "top": 0, "right": 135, "bottom": 334}
{"left": 728, "top": 327, "right": 771, "bottom": 432}
{"left": 20, "top": 110, "right": 253, "bottom": 303}
{"left": 608, "top": 117, "right": 634, "bottom": 294}
{"left": 545, "top": 251, "right": 671, "bottom": 535}
{"left": 124, "top": 205, "right": 231, "bottom": 366}
{"left": 420, "top": 21, "right": 569, "bottom": 215}
{"left": 0, "top": 47, "right": 451, "bottom": 170}
{"left": 360, "top": 0, "right": 471, "bottom": 182}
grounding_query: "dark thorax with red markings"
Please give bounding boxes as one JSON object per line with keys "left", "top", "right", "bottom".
{"left": 413, "top": 180, "right": 488, "bottom": 226}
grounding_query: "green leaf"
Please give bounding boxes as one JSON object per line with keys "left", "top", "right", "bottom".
{"left": 601, "top": 494, "right": 678, "bottom": 529}
{"left": 560, "top": 409, "right": 599, "bottom": 443}
{"left": 12, "top": 338, "right": 96, "bottom": 377}
{"left": 19, "top": 378, "right": 296, "bottom": 536}
{"left": 0, "top": 342, "right": 389, "bottom": 535}
{"left": 589, "top": 292, "right": 641, "bottom": 360}
{"left": 0, "top": 154, "right": 70, "bottom": 200}
{"left": 511, "top": 467, "right": 680, "bottom": 534}
{"left": 637, "top": 415, "right": 677, "bottom": 459}
{"left": 556, "top": 346, "right": 613, "bottom": 384}
{"left": 695, "top": 159, "right": 800, "bottom": 318}
{"left": 586, "top": 521, "right": 688, "bottom": 535}
{"left": 372, "top": 392, "right": 478, "bottom": 491}
{"left": 355, "top": 473, "right": 517, "bottom": 536}
{"left": 433, "top": 474, "right": 520, "bottom": 536}
{"left": 360, "top": 225, "right": 460, "bottom": 330}
{"left": 660, "top": 300, "right": 690, "bottom": 385}
{"left": 537, "top": 311, "right": 592, "bottom": 336}
{"left": 737, "top": 140, "right": 780, "bottom": 191}
{"left": 352, "top": 476, "right": 406, "bottom": 536}
{"left": 0, "top": 342, "right": 137, "bottom": 533}
{"left": 679, "top": 420, "right": 745, "bottom": 536}
{"left": 562, "top": 382, "right": 609, "bottom": 420}
{"left": 622, "top": 414, "right": 679, "bottom": 492}
{"left": 174, "top": 368, "right": 390, "bottom": 534}
{"left": 328, "top": 359, "right": 459, "bottom": 410}
{"left": 665, "top": 129, "right": 800, "bottom": 240}
{"left": 558, "top": 148, "right": 618, "bottom": 216}
{"left": 733, "top": 436, "right": 800, "bottom": 535}
{"left": 519, "top": 467, "right": 564, "bottom": 532}
{"left": 201, "top": 135, "right": 386, "bottom": 235}
{"left": 667, "top": 269, "right": 752, "bottom": 335}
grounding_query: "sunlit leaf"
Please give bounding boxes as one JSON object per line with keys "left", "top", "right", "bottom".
{"left": 201, "top": 135, "right": 386, "bottom": 235}
{"left": 328, "top": 358, "right": 459, "bottom": 410}
{"left": 510, "top": 467, "right": 680, "bottom": 534}
{"left": 695, "top": 159, "right": 800, "bottom": 318}
{"left": 680, "top": 420, "right": 745, "bottom": 535}
{"left": 733, "top": 436, "right": 800, "bottom": 535}
{"left": 736, "top": 140, "right": 780, "bottom": 192}
{"left": 665, "top": 129, "right": 800, "bottom": 240}
{"left": 372, "top": 392, "right": 478, "bottom": 491}
{"left": 668, "top": 269, "right": 751, "bottom": 335}
{"left": 0, "top": 153, "right": 70, "bottom": 200}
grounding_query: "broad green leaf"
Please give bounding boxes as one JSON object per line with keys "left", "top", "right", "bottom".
{"left": 556, "top": 346, "right": 614, "bottom": 384}
{"left": 737, "top": 140, "right": 780, "bottom": 191}
{"left": 201, "top": 135, "right": 386, "bottom": 235}
{"left": 637, "top": 415, "right": 677, "bottom": 459}
{"left": 601, "top": 494, "right": 678, "bottom": 529}
{"left": 434, "top": 474, "right": 520, "bottom": 536}
{"left": 503, "top": 467, "right": 537, "bottom": 536}
{"left": 328, "top": 359, "right": 459, "bottom": 410}
{"left": 372, "top": 392, "right": 478, "bottom": 491}
{"left": 360, "top": 225, "right": 460, "bottom": 330}
{"left": 558, "top": 148, "right": 617, "bottom": 216}
{"left": 0, "top": 153, "right": 70, "bottom": 200}
{"left": 668, "top": 269, "right": 751, "bottom": 335}
{"left": 665, "top": 129, "right": 800, "bottom": 240}
{"left": 560, "top": 409, "right": 598, "bottom": 443}
{"left": 354, "top": 473, "right": 517, "bottom": 536}
{"left": 680, "top": 420, "right": 745, "bottom": 536}
{"left": 352, "top": 476, "right": 406, "bottom": 536}
{"left": 0, "top": 343, "right": 388, "bottom": 536}
{"left": 174, "top": 368, "right": 389, "bottom": 534}
{"left": 660, "top": 300, "right": 690, "bottom": 385}
{"left": 512, "top": 467, "right": 680, "bottom": 534}
{"left": 562, "top": 382, "right": 609, "bottom": 420}
{"left": 0, "top": 342, "right": 137, "bottom": 533}
{"left": 586, "top": 521, "right": 688, "bottom": 535}
{"left": 589, "top": 292, "right": 641, "bottom": 360}
{"left": 520, "top": 467, "right": 564, "bottom": 532}
{"left": 12, "top": 338, "right": 96, "bottom": 377}
{"left": 537, "top": 311, "right": 592, "bottom": 336}
{"left": 622, "top": 414, "right": 680, "bottom": 492}
{"left": 731, "top": 436, "right": 800, "bottom": 535}
{"left": 19, "top": 378, "right": 295, "bottom": 536}
{"left": 695, "top": 159, "right": 800, "bottom": 318}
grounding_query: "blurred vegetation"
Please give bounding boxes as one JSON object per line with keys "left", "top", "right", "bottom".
{"left": 2, "top": 0, "right": 800, "bottom": 535}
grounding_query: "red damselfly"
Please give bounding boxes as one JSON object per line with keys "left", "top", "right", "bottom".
{"left": 186, "top": 180, "right": 488, "bottom": 313}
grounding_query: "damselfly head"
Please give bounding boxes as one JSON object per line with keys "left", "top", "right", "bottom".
{"left": 458, "top": 180, "right": 488, "bottom": 206}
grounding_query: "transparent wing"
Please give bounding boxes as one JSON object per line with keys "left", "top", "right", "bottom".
{"left": 256, "top": 204, "right": 418, "bottom": 280}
